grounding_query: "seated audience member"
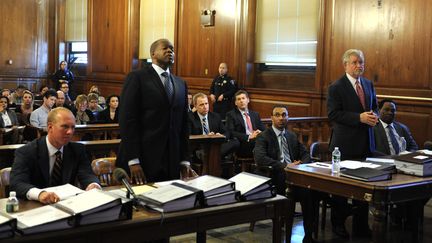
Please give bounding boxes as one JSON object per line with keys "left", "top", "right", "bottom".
{"left": 188, "top": 93, "right": 239, "bottom": 159}
{"left": 73, "top": 94, "right": 96, "bottom": 125}
{"left": 30, "top": 89, "right": 57, "bottom": 129}
{"left": 15, "top": 90, "right": 38, "bottom": 125}
{"left": 374, "top": 98, "right": 418, "bottom": 155}
{"left": 10, "top": 107, "right": 101, "bottom": 203}
{"left": 53, "top": 90, "right": 73, "bottom": 111}
{"left": 187, "top": 93, "right": 196, "bottom": 113}
{"left": 0, "top": 96, "right": 19, "bottom": 128}
{"left": 35, "top": 85, "right": 49, "bottom": 101}
{"left": 1, "top": 89, "right": 14, "bottom": 107}
{"left": 89, "top": 85, "right": 106, "bottom": 108}
{"left": 60, "top": 81, "right": 74, "bottom": 105}
{"left": 226, "top": 90, "right": 265, "bottom": 158}
{"left": 88, "top": 93, "right": 104, "bottom": 113}
{"left": 253, "top": 105, "right": 315, "bottom": 243}
{"left": 10, "top": 85, "right": 27, "bottom": 106}
{"left": 98, "top": 94, "right": 119, "bottom": 123}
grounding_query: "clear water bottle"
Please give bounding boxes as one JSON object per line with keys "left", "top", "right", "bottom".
{"left": 6, "top": 191, "right": 19, "bottom": 213}
{"left": 332, "top": 147, "right": 341, "bottom": 175}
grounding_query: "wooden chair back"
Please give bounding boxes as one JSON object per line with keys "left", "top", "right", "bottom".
{"left": 310, "top": 141, "right": 331, "bottom": 162}
{"left": 0, "top": 167, "right": 11, "bottom": 198}
{"left": 91, "top": 157, "right": 117, "bottom": 186}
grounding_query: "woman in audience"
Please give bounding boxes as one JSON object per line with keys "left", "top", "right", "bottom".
{"left": 0, "top": 96, "right": 19, "bottom": 128}
{"left": 73, "top": 94, "right": 96, "bottom": 125}
{"left": 89, "top": 85, "right": 106, "bottom": 108}
{"left": 34, "top": 85, "right": 49, "bottom": 101}
{"left": 14, "top": 90, "right": 38, "bottom": 125}
{"left": 98, "top": 94, "right": 119, "bottom": 123}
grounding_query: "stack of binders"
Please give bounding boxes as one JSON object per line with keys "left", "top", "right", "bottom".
{"left": 229, "top": 172, "right": 276, "bottom": 201}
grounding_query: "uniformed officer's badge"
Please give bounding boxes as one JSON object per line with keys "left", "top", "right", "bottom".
{"left": 223, "top": 80, "right": 227, "bottom": 84}
{"left": 230, "top": 80, "right": 235, "bottom": 85}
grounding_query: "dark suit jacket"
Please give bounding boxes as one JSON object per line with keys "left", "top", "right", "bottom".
{"left": 373, "top": 121, "right": 418, "bottom": 155}
{"left": 97, "top": 108, "right": 119, "bottom": 123}
{"left": 0, "top": 110, "right": 19, "bottom": 128}
{"left": 225, "top": 108, "right": 265, "bottom": 143}
{"left": 117, "top": 64, "right": 189, "bottom": 182}
{"left": 10, "top": 136, "right": 99, "bottom": 199}
{"left": 188, "top": 111, "right": 228, "bottom": 137}
{"left": 327, "top": 74, "right": 378, "bottom": 160}
{"left": 254, "top": 127, "right": 310, "bottom": 171}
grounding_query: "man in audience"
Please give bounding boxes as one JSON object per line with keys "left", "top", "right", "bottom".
{"left": 253, "top": 105, "right": 315, "bottom": 243}
{"left": 60, "top": 82, "right": 74, "bottom": 105}
{"left": 327, "top": 49, "right": 378, "bottom": 238}
{"left": 187, "top": 93, "right": 195, "bottom": 113}
{"left": 30, "top": 89, "right": 57, "bottom": 129}
{"left": 10, "top": 107, "right": 100, "bottom": 204}
{"left": 117, "top": 38, "right": 196, "bottom": 183}
{"left": 226, "top": 90, "right": 265, "bottom": 158}
{"left": 188, "top": 93, "right": 239, "bottom": 162}
{"left": 54, "top": 90, "right": 73, "bottom": 111}
{"left": 209, "top": 62, "right": 237, "bottom": 118}
{"left": 10, "top": 85, "right": 26, "bottom": 106}
{"left": 374, "top": 98, "right": 418, "bottom": 155}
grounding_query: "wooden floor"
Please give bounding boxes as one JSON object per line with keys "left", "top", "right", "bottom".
{"left": 171, "top": 199, "right": 432, "bottom": 242}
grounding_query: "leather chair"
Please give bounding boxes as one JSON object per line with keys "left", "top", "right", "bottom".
{"left": 0, "top": 167, "right": 11, "bottom": 198}
{"left": 91, "top": 157, "right": 117, "bottom": 186}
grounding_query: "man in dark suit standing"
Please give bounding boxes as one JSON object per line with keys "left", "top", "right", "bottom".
{"left": 327, "top": 49, "right": 379, "bottom": 238}
{"left": 188, "top": 92, "right": 239, "bottom": 159}
{"left": 117, "top": 38, "right": 196, "bottom": 184}
{"left": 374, "top": 98, "right": 418, "bottom": 155}
{"left": 253, "top": 105, "right": 315, "bottom": 243}
{"left": 226, "top": 90, "right": 265, "bottom": 158}
{"left": 10, "top": 107, "right": 100, "bottom": 204}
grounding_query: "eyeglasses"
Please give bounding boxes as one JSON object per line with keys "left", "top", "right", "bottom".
{"left": 272, "top": 112, "right": 288, "bottom": 118}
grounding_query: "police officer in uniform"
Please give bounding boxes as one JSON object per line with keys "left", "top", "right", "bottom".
{"left": 209, "top": 62, "right": 237, "bottom": 119}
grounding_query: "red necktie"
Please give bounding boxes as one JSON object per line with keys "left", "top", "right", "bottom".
{"left": 355, "top": 80, "right": 366, "bottom": 110}
{"left": 244, "top": 112, "right": 253, "bottom": 133}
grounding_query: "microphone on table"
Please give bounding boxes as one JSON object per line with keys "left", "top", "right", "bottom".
{"left": 113, "top": 168, "right": 145, "bottom": 207}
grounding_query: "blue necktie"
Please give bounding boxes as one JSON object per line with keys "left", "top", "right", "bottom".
{"left": 161, "top": 72, "right": 173, "bottom": 102}
{"left": 280, "top": 132, "right": 291, "bottom": 163}
{"left": 202, "top": 117, "right": 209, "bottom": 135}
{"left": 387, "top": 125, "right": 400, "bottom": 155}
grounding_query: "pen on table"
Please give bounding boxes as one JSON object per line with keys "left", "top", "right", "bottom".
{"left": 316, "top": 163, "right": 331, "bottom": 167}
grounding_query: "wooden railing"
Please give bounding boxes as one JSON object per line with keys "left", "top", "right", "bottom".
{"left": 261, "top": 117, "right": 331, "bottom": 148}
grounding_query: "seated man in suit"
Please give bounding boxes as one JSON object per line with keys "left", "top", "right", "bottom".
{"left": 374, "top": 98, "right": 418, "bottom": 155}
{"left": 253, "top": 105, "right": 316, "bottom": 243}
{"left": 226, "top": 90, "right": 266, "bottom": 158}
{"left": 188, "top": 93, "right": 239, "bottom": 165}
{"left": 10, "top": 107, "right": 100, "bottom": 204}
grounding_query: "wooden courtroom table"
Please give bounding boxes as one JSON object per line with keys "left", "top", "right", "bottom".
{"left": 284, "top": 164, "right": 432, "bottom": 243}
{"left": 2, "top": 195, "right": 288, "bottom": 243}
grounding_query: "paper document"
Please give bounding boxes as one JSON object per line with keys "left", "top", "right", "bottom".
{"left": 307, "top": 162, "right": 332, "bottom": 169}
{"left": 121, "top": 185, "right": 156, "bottom": 195}
{"left": 56, "top": 189, "right": 117, "bottom": 214}
{"left": 153, "top": 179, "right": 185, "bottom": 187}
{"left": 13, "top": 205, "right": 70, "bottom": 228}
{"left": 142, "top": 184, "right": 193, "bottom": 204}
{"left": 229, "top": 172, "right": 269, "bottom": 195}
{"left": 418, "top": 149, "right": 432, "bottom": 155}
{"left": 365, "top": 157, "right": 395, "bottom": 164}
{"left": 185, "top": 175, "right": 232, "bottom": 192}
{"left": 0, "top": 214, "right": 11, "bottom": 224}
{"left": 44, "top": 183, "right": 84, "bottom": 200}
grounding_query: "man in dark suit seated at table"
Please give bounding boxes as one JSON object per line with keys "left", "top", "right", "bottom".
{"left": 10, "top": 107, "right": 100, "bottom": 204}
{"left": 226, "top": 90, "right": 265, "bottom": 159}
{"left": 188, "top": 93, "right": 239, "bottom": 163}
{"left": 253, "top": 105, "right": 316, "bottom": 243}
{"left": 373, "top": 98, "right": 418, "bottom": 155}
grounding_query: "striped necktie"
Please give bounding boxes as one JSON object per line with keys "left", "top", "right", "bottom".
{"left": 202, "top": 117, "right": 209, "bottom": 135}
{"left": 280, "top": 132, "right": 291, "bottom": 163}
{"left": 387, "top": 125, "right": 400, "bottom": 155}
{"left": 161, "top": 72, "right": 173, "bottom": 102}
{"left": 51, "top": 151, "right": 63, "bottom": 186}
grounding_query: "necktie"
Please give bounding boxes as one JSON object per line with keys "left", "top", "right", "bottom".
{"left": 244, "top": 112, "right": 253, "bottom": 134}
{"left": 387, "top": 125, "right": 400, "bottom": 155}
{"left": 280, "top": 132, "right": 291, "bottom": 163}
{"left": 355, "top": 80, "right": 366, "bottom": 110}
{"left": 161, "top": 72, "right": 173, "bottom": 102}
{"left": 202, "top": 117, "right": 209, "bottom": 135}
{"left": 51, "top": 151, "right": 63, "bottom": 186}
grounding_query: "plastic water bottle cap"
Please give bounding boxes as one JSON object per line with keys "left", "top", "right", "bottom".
{"left": 10, "top": 191, "right": 16, "bottom": 197}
